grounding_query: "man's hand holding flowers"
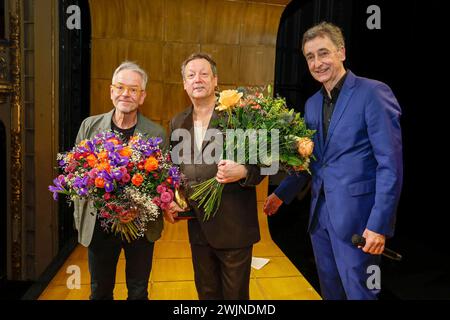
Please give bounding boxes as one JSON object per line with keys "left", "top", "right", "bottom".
{"left": 215, "top": 160, "right": 248, "bottom": 184}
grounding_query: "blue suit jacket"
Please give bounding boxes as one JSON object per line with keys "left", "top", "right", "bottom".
{"left": 275, "top": 71, "right": 403, "bottom": 241}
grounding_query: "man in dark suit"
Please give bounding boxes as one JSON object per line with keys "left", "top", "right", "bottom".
{"left": 164, "top": 53, "right": 264, "bottom": 300}
{"left": 264, "top": 22, "right": 403, "bottom": 299}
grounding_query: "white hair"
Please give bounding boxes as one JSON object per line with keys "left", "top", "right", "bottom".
{"left": 112, "top": 61, "right": 148, "bottom": 89}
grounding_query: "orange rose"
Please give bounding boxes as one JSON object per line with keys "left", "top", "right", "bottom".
{"left": 86, "top": 154, "right": 98, "bottom": 167}
{"left": 96, "top": 160, "right": 111, "bottom": 173}
{"left": 95, "top": 177, "right": 105, "bottom": 188}
{"left": 119, "top": 147, "right": 132, "bottom": 157}
{"left": 296, "top": 137, "right": 314, "bottom": 157}
{"left": 144, "top": 156, "right": 158, "bottom": 172}
{"left": 131, "top": 173, "right": 144, "bottom": 187}
{"left": 97, "top": 151, "right": 108, "bottom": 160}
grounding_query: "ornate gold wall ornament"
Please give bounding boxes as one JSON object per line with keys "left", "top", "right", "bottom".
{"left": 9, "top": 0, "right": 23, "bottom": 280}
{"left": 0, "top": 46, "right": 12, "bottom": 104}
{"left": 0, "top": 53, "right": 7, "bottom": 80}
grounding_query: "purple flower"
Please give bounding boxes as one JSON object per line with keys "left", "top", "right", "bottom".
{"left": 111, "top": 170, "right": 123, "bottom": 181}
{"left": 77, "top": 187, "right": 88, "bottom": 197}
{"left": 86, "top": 140, "right": 95, "bottom": 152}
{"left": 48, "top": 177, "right": 66, "bottom": 200}
{"left": 168, "top": 167, "right": 180, "bottom": 185}
{"left": 57, "top": 175, "right": 67, "bottom": 186}
{"left": 73, "top": 176, "right": 89, "bottom": 189}
{"left": 104, "top": 141, "right": 116, "bottom": 152}
{"left": 102, "top": 131, "right": 115, "bottom": 140}
{"left": 48, "top": 186, "right": 61, "bottom": 200}
{"left": 98, "top": 170, "right": 112, "bottom": 182}
{"left": 143, "top": 148, "right": 156, "bottom": 157}
{"left": 149, "top": 137, "right": 163, "bottom": 147}
{"left": 104, "top": 181, "right": 114, "bottom": 193}
{"left": 109, "top": 152, "right": 129, "bottom": 167}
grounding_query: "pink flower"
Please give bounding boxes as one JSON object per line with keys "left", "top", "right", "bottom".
{"left": 88, "top": 168, "right": 99, "bottom": 179}
{"left": 156, "top": 184, "right": 167, "bottom": 194}
{"left": 103, "top": 193, "right": 111, "bottom": 200}
{"left": 65, "top": 163, "right": 76, "bottom": 173}
{"left": 87, "top": 178, "right": 95, "bottom": 187}
{"left": 121, "top": 173, "right": 131, "bottom": 183}
{"left": 119, "top": 167, "right": 128, "bottom": 175}
{"left": 99, "top": 210, "right": 111, "bottom": 219}
{"left": 160, "top": 191, "right": 173, "bottom": 203}
{"left": 152, "top": 197, "right": 161, "bottom": 207}
{"left": 160, "top": 202, "right": 170, "bottom": 210}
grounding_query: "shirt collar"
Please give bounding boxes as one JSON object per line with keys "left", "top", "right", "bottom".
{"left": 321, "top": 71, "right": 347, "bottom": 102}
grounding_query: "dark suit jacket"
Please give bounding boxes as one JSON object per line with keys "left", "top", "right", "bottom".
{"left": 170, "top": 106, "right": 265, "bottom": 249}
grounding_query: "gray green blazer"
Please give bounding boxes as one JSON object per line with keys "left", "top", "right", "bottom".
{"left": 73, "top": 108, "right": 167, "bottom": 247}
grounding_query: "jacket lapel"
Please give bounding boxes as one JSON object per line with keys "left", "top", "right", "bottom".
{"left": 200, "top": 109, "right": 219, "bottom": 153}
{"left": 98, "top": 109, "right": 115, "bottom": 131}
{"left": 179, "top": 106, "right": 196, "bottom": 158}
{"left": 135, "top": 111, "right": 149, "bottom": 135}
{"left": 323, "top": 71, "right": 356, "bottom": 152}
{"left": 316, "top": 94, "right": 325, "bottom": 153}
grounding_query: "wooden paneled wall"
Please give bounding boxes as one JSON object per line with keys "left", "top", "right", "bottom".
{"left": 89, "top": 0, "right": 289, "bottom": 132}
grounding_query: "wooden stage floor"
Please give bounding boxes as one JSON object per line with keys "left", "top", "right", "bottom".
{"left": 38, "top": 179, "right": 321, "bottom": 300}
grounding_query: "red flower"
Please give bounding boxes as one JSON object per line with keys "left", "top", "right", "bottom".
{"left": 131, "top": 173, "right": 144, "bottom": 187}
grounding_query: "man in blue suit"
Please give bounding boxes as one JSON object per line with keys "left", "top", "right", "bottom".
{"left": 263, "top": 22, "right": 403, "bottom": 300}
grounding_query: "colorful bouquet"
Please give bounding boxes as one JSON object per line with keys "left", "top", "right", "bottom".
{"left": 49, "top": 131, "right": 181, "bottom": 242}
{"left": 189, "top": 86, "right": 316, "bottom": 221}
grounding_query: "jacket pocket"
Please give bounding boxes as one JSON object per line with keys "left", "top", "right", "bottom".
{"left": 348, "top": 179, "right": 376, "bottom": 196}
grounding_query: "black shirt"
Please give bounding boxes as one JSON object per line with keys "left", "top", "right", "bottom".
{"left": 111, "top": 119, "right": 136, "bottom": 143}
{"left": 320, "top": 72, "right": 347, "bottom": 140}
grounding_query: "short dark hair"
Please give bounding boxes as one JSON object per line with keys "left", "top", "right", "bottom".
{"left": 302, "top": 22, "right": 345, "bottom": 54}
{"left": 181, "top": 52, "right": 218, "bottom": 79}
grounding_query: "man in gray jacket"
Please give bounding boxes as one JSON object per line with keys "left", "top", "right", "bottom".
{"left": 74, "top": 61, "right": 166, "bottom": 300}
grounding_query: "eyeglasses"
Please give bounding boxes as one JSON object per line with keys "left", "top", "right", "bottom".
{"left": 110, "top": 84, "right": 143, "bottom": 97}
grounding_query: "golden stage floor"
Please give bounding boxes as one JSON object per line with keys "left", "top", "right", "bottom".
{"left": 39, "top": 180, "right": 321, "bottom": 300}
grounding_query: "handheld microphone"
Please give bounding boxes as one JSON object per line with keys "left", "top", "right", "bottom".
{"left": 352, "top": 234, "right": 402, "bottom": 261}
